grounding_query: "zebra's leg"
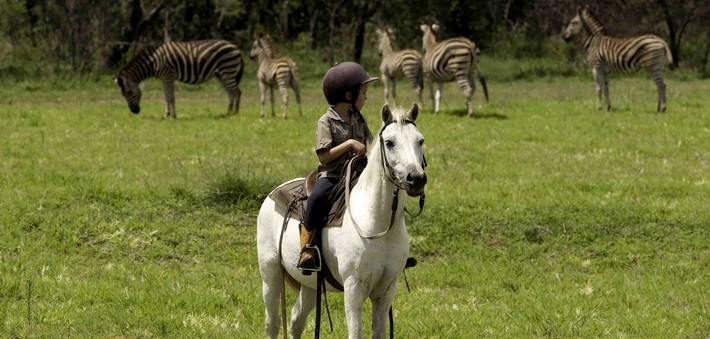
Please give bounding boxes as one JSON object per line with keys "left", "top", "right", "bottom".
{"left": 269, "top": 85, "right": 276, "bottom": 117}
{"left": 391, "top": 78, "right": 398, "bottom": 108}
{"left": 258, "top": 80, "right": 267, "bottom": 118}
{"left": 592, "top": 68, "right": 604, "bottom": 111}
{"left": 467, "top": 73, "right": 477, "bottom": 118}
{"left": 290, "top": 286, "right": 317, "bottom": 339}
{"left": 602, "top": 73, "right": 611, "bottom": 111}
{"left": 291, "top": 78, "right": 303, "bottom": 116}
{"left": 382, "top": 75, "right": 391, "bottom": 106}
{"left": 649, "top": 69, "right": 667, "bottom": 113}
{"left": 162, "top": 80, "right": 176, "bottom": 118}
{"left": 233, "top": 87, "right": 242, "bottom": 114}
{"left": 434, "top": 82, "right": 443, "bottom": 114}
{"left": 427, "top": 78, "right": 436, "bottom": 113}
{"left": 278, "top": 81, "right": 289, "bottom": 119}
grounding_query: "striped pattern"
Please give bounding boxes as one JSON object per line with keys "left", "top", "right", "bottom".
{"left": 420, "top": 24, "right": 488, "bottom": 117}
{"left": 249, "top": 32, "right": 302, "bottom": 118}
{"left": 562, "top": 6, "right": 673, "bottom": 112}
{"left": 115, "top": 39, "right": 243, "bottom": 118}
{"left": 375, "top": 27, "right": 423, "bottom": 109}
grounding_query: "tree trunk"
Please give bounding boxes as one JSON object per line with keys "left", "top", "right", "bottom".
{"left": 104, "top": 0, "right": 167, "bottom": 70}
{"left": 351, "top": 0, "right": 381, "bottom": 63}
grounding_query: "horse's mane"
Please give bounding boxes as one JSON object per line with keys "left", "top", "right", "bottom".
{"left": 579, "top": 6, "right": 607, "bottom": 35}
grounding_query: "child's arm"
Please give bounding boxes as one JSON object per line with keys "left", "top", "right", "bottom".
{"left": 317, "top": 139, "right": 366, "bottom": 165}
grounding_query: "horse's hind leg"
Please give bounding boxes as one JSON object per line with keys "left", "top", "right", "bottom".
{"left": 260, "top": 266, "right": 284, "bottom": 339}
{"left": 289, "top": 286, "right": 317, "bottom": 339}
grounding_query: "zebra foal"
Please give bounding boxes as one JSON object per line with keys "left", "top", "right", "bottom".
{"left": 249, "top": 32, "right": 303, "bottom": 119}
{"left": 563, "top": 5, "right": 673, "bottom": 113}
{"left": 420, "top": 23, "right": 488, "bottom": 118}
{"left": 375, "top": 26, "right": 424, "bottom": 110}
{"left": 115, "top": 39, "right": 244, "bottom": 118}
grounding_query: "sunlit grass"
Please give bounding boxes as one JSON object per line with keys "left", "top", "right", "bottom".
{"left": 0, "top": 68, "right": 708, "bottom": 337}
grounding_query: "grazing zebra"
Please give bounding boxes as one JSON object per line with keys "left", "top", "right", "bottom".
{"left": 249, "top": 32, "right": 303, "bottom": 119}
{"left": 115, "top": 39, "right": 243, "bottom": 119}
{"left": 375, "top": 26, "right": 424, "bottom": 110}
{"left": 562, "top": 5, "right": 673, "bottom": 112}
{"left": 420, "top": 23, "right": 488, "bottom": 117}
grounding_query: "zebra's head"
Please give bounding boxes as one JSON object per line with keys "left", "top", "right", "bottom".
{"left": 562, "top": 14, "right": 582, "bottom": 42}
{"left": 420, "top": 24, "right": 439, "bottom": 53}
{"left": 115, "top": 76, "right": 142, "bottom": 114}
{"left": 375, "top": 27, "right": 395, "bottom": 57}
{"left": 250, "top": 32, "right": 274, "bottom": 60}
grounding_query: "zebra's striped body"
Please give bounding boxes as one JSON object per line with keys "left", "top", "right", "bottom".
{"left": 563, "top": 6, "right": 673, "bottom": 112}
{"left": 249, "top": 32, "right": 302, "bottom": 118}
{"left": 115, "top": 39, "right": 243, "bottom": 118}
{"left": 376, "top": 27, "right": 423, "bottom": 110}
{"left": 420, "top": 24, "right": 488, "bottom": 117}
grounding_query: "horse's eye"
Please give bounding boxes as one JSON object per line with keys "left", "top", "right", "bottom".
{"left": 384, "top": 140, "right": 394, "bottom": 148}
{"left": 418, "top": 139, "right": 425, "bottom": 146}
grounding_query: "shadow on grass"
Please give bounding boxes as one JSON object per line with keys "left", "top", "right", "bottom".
{"left": 446, "top": 108, "right": 508, "bottom": 120}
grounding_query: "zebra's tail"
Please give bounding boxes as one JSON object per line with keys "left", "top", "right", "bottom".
{"left": 664, "top": 42, "right": 674, "bottom": 69}
{"left": 472, "top": 47, "right": 489, "bottom": 103}
{"left": 478, "top": 68, "right": 489, "bottom": 103}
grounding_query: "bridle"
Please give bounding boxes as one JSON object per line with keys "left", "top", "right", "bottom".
{"left": 345, "top": 119, "right": 427, "bottom": 239}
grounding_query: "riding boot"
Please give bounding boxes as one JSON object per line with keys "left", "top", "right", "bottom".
{"left": 297, "top": 223, "right": 319, "bottom": 274}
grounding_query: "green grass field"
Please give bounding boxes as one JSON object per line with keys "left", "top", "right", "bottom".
{"left": 0, "top": 64, "right": 708, "bottom": 337}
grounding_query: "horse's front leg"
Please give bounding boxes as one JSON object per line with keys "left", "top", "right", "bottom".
{"left": 370, "top": 278, "right": 399, "bottom": 339}
{"left": 290, "top": 286, "right": 317, "bottom": 339}
{"left": 344, "top": 278, "right": 368, "bottom": 339}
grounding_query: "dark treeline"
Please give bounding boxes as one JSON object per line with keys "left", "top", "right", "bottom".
{"left": 0, "top": 0, "right": 709, "bottom": 80}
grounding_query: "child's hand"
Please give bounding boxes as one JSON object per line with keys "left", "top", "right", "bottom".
{"left": 350, "top": 140, "right": 367, "bottom": 155}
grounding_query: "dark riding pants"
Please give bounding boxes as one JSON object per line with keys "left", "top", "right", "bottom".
{"left": 303, "top": 176, "right": 339, "bottom": 232}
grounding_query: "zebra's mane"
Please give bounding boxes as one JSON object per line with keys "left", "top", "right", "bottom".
{"left": 118, "top": 44, "right": 158, "bottom": 76}
{"left": 257, "top": 32, "right": 276, "bottom": 58}
{"left": 579, "top": 7, "right": 607, "bottom": 35}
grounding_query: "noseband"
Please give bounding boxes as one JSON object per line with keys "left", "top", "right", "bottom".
{"left": 346, "top": 119, "right": 427, "bottom": 239}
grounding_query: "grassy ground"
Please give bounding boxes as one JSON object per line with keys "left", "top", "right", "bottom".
{"left": 0, "top": 65, "right": 708, "bottom": 337}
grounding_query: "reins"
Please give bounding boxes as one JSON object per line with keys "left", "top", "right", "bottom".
{"left": 345, "top": 119, "right": 426, "bottom": 239}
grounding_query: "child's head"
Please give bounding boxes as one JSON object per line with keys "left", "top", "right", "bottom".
{"left": 322, "top": 62, "right": 378, "bottom": 109}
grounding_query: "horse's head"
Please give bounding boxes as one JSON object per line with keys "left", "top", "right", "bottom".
{"left": 378, "top": 103, "right": 427, "bottom": 197}
{"left": 115, "top": 75, "right": 142, "bottom": 114}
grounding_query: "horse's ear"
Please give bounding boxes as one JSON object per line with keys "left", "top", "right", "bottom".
{"left": 408, "top": 103, "right": 419, "bottom": 122}
{"left": 381, "top": 104, "right": 393, "bottom": 124}
{"left": 432, "top": 24, "right": 440, "bottom": 32}
{"left": 420, "top": 24, "right": 427, "bottom": 32}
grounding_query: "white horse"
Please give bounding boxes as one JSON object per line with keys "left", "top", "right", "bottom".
{"left": 257, "top": 103, "right": 427, "bottom": 339}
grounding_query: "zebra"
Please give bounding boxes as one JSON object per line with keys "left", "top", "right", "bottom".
{"left": 562, "top": 5, "right": 673, "bottom": 113}
{"left": 420, "top": 23, "right": 488, "bottom": 118}
{"left": 115, "top": 39, "right": 243, "bottom": 119}
{"left": 375, "top": 26, "right": 424, "bottom": 110}
{"left": 249, "top": 32, "right": 303, "bottom": 119}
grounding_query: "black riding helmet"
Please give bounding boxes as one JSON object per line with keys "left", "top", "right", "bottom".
{"left": 322, "top": 62, "right": 379, "bottom": 106}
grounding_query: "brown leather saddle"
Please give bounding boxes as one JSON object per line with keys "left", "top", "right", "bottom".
{"left": 268, "top": 155, "right": 368, "bottom": 227}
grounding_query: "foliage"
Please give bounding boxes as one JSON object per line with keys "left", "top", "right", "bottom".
{"left": 1, "top": 0, "right": 709, "bottom": 79}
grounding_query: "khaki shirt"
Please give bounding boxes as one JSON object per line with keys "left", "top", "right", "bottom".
{"left": 315, "top": 107, "right": 373, "bottom": 179}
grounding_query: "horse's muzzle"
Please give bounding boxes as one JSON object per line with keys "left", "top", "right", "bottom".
{"left": 405, "top": 172, "right": 427, "bottom": 197}
{"left": 129, "top": 105, "right": 140, "bottom": 114}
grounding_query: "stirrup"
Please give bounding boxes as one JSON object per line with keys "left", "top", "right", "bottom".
{"left": 297, "top": 244, "right": 322, "bottom": 274}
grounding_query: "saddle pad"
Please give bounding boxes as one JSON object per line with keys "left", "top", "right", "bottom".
{"left": 268, "top": 179, "right": 348, "bottom": 227}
